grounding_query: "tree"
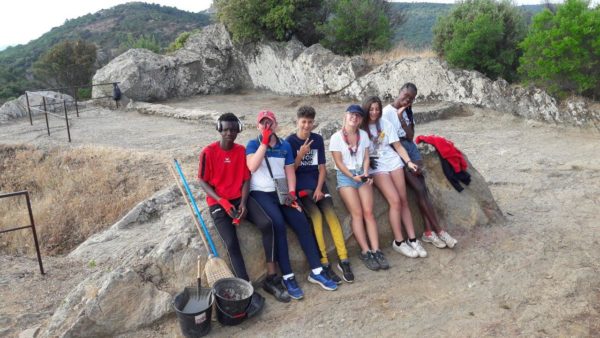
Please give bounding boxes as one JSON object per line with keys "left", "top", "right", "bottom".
{"left": 518, "top": 0, "right": 600, "bottom": 98}
{"left": 318, "top": 0, "right": 396, "bottom": 55}
{"left": 214, "top": 0, "right": 325, "bottom": 45}
{"left": 121, "top": 34, "right": 161, "bottom": 53}
{"left": 166, "top": 31, "right": 192, "bottom": 53}
{"left": 433, "top": 0, "right": 526, "bottom": 81}
{"left": 32, "top": 40, "right": 97, "bottom": 88}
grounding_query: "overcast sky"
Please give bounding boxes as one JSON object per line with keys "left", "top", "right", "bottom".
{"left": 0, "top": 0, "right": 579, "bottom": 49}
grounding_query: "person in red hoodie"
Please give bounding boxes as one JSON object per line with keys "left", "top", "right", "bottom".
{"left": 381, "top": 83, "right": 458, "bottom": 249}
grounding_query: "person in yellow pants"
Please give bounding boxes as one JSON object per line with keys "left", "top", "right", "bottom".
{"left": 286, "top": 106, "right": 354, "bottom": 283}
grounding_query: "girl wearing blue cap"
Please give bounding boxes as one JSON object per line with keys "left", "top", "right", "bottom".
{"left": 329, "top": 104, "right": 388, "bottom": 272}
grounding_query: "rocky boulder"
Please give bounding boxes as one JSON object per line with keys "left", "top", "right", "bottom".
{"left": 241, "top": 39, "right": 368, "bottom": 96}
{"left": 0, "top": 91, "right": 74, "bottom": 124}
{"left": 41, "top": 146, "right": 502, "bottom": 337}
{"left": 92, "top": 24, "right": 247, "bottom": 102}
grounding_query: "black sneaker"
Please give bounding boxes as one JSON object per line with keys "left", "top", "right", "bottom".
{"left": 337, "top": 260, "right": 355, "bottom": 283}
{"left": 263, "top": 275, "right": 291, "bottom": 303}
{"left": 373, "top": 250, "right": 390, "bottom": 270}
{"left": 323, "top": 264, "right": 342, "bottom": 285}
{"left": 359, "top": 251, "right": 380, "bottom": 271}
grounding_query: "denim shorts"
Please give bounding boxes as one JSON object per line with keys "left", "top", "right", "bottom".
{"left": 400, "top": 139, "right": 422, "bottom": 162}
{"left": 336, "top": 169, "right": 365, "bottom": 190}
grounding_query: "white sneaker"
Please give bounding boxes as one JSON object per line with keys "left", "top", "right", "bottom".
{"left": 422, "top": 232, "right": 447, "bottom": 249}
{"left": 408, "top": 240, "right": 428, "bottom": 258}
{"left": 392, "top": 240, "right": 418, "bottom": 258}
{"left": 438, "top": 231, "right": 457, "bottom": 248}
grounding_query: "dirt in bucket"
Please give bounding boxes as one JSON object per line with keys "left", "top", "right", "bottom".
{"left": 218, "top": 287, "right": 245, "bottom": 301}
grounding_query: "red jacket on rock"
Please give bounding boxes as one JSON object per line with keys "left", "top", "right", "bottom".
{"left": 415, "top": 135, "right": 467, "bottom": 173}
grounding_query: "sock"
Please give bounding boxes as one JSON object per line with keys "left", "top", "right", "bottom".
{"left": 340, "top": 259, "right": 349, "bottom": 264}
{"left": 394, "top": 240, "right": 403, "bottom": 246}
{"left": 312, "top": 267, "right": 323, "bottom": 275}
{"left": 424, "top": 230, "right": 433, "bottom": 237}
{"left": 409, "top": 238, "right": 417, "bottom": 243}
{"left": 283, "top": 273, "right": 294, "bottom": 280}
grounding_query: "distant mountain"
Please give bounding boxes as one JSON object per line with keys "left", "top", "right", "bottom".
{"left": 0, "top": 2, "right": 211, "bottom": 102}
{"left": 391, "top": 2, "right": 547, "bottom": 49}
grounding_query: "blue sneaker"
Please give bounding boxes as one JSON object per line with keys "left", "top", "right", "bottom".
{"left": 308, "top": 270, "right": 338, "bottom": 291}
{"left": 282, "top": 276, "right": 304, "bottom": 300}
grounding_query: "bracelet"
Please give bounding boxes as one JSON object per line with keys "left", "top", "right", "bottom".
{"left": 407, "top": 160, "right": 412, "bottom": 164}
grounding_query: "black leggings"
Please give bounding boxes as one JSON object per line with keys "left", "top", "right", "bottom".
{"left": 209, "top": 197, "right": 275, "bottom": 281}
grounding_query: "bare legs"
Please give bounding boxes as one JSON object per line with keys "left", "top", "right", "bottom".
{"left": 404, "top": 162, "right": 443, "bottom": 234}
{"left": 374, "top": 168, "right": 417, "bottom": 241}
{"left": 338, "top": 184, "right": 379, "bottom": 253}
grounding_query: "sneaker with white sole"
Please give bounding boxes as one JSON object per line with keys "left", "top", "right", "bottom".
{"left": 422, "top": 232, "right": 447, "bottom": 248}
{"left": 438, "top": 231, "right": 457, "bottom": 248}
{"left": 308, "top": 271, "right": 338, "bottom": 291}
{"left": 408, "top": 239, "right": 427, "bottom": 258}
{"left": 392, "top": 240, "right": 418, "bottom": 258}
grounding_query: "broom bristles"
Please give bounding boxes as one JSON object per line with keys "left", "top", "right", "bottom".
{"left": 204, "top": 255, "right": 234, "bottom": 287}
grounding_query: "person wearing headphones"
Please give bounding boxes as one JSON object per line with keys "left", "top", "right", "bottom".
{"left": 198, "top": 112, "right": 291, "bottom": 303}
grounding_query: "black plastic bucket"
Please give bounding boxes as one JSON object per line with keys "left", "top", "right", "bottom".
{"left": 173, "top": 287, "right": 214, "bottom": 337}
{"left": 213, "top": 278, "right": 253, "bottom": 326}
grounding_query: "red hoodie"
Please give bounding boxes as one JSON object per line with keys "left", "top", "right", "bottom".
{"left": 415, "top": 135, "right": 467, "bottom": 173}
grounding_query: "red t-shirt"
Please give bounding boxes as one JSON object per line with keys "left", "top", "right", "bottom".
{"left": 198, "top": 142, "right": 250, "bottom": 206}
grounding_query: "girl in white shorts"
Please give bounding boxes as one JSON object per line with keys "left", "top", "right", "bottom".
{"left": 361, "top": 96, "right": 427, "bottom": 259}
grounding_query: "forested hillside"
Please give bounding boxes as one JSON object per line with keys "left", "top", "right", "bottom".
{"left": 0, "top": 2, "right": 210, "bottom": 102}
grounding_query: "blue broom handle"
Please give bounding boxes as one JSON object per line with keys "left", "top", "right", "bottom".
{"left": 173, "top": 159, "right": 219, "bottom": 256}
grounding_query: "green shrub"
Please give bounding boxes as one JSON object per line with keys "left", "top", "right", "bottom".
{"left": 122, "top": 34, "right": 161, "bottom": 53}
{"left": 77, "top": 87, "right": 92, "bottom": 99}
{"left": 166, "top": 31, "right": 192, "bottom": 53}
{"left": 32, "top": 40, "right": 97, "bottom": 88}
{"left": 518, "top": 0, "right": 600, "bottom": 99}
{"left": 214, "top": 0, "right": 324, "bottom": 44}
{"left": 433, "top": 0, "right": 525, "bottom": 81}
{"left": 318, "top": 0, "right": 394, "bottom": 55}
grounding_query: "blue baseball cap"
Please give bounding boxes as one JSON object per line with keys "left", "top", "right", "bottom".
{"left": 346, "top": 104, "right": 365, "bottom": 118}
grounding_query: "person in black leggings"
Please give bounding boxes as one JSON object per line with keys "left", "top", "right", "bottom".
{"left": 198, "top": 113, "right": 290, "bottom": 303}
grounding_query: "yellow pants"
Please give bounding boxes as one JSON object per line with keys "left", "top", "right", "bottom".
{"left": 300, "top": 194, "right": 348, "bottom": 264}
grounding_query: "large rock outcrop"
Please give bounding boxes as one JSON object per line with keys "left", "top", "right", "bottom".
{"left": 92, "top": 24, "right": 248, "bottom": 102}
{"left": 241, "top": 39, "right": 368, "bottom": 96}
{"left": 92, "top": 23, "right": 599, "bottom": 128}
{"left": 41, "top": 147, "right": 502, "bottom": 337}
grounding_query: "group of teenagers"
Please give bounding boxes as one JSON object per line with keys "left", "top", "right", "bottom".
{"left": 197, "top": 83, "right": 457, "bottom": 304}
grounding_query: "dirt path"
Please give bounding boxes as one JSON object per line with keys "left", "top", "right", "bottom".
{"left": 0, "top": 95, "right": 598, "bottom": 337}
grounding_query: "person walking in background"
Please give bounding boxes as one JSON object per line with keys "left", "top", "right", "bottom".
{"left": 286, "top": 105, "right": 355, "bottom": 284}
{"left": 197, "top": 112, "right": 279, "bottom": 305}
{"left": 246, "top": 110, "right": 338, "bottom": 300}
{"left": 361, "top": 96, "right": 427, "bottom": 259}
{"left": 330, "top": 104, "right": 388, "bottom": 272}
{"left": 382, "top": 83, "right": 458, "bottom": 249}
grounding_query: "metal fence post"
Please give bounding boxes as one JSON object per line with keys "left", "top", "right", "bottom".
{"left": 25, "top": 92, "right": 33, "bottom": 125}
{"left": 63, "top": 100, "right": 71, "bottom": 142}
{"left": 42, "top": 97, "right": 50, "bottom": 136}
{"left": 25, "top": 192, "right": 45, "bottom": 274}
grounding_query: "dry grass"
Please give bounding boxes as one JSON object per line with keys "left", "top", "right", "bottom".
{"left": 0, "top": 144, "right": 167, "bottom": 256}
{"left": 361, "top": 44, "right": 436, "bottom": 68}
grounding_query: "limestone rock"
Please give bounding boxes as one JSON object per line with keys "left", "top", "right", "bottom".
{"left": 0, "top": 92, "right": 74, "bottom": 124}
{"left": 92, "top": 24, "right": 247, "bottom": 102}
{"left": 42, "top": 148, "right": 501, "bottom": 336}
{"left": 241, "top": 40, "right": 368, "bottom": 96}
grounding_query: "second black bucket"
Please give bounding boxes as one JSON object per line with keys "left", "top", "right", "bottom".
{"left": 173, "top": 287, "right": 214, "bottom": 337}
{"left": 213, "top": 277, "right": 253, "bottom": 326}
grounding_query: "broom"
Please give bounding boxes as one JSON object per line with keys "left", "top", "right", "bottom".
{"left": 169, "top": 160, "right": 233, "bottom": 286}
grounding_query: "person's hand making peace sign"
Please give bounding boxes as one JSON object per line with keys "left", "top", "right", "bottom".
{"left": 298, "top": 137, "right": 314, "bottom": 159}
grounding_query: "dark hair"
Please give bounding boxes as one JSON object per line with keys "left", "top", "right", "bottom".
{"left": 218, "top": 112, "right": 239, "bottom": 124}
{"left": 360, "top": 96, "right": 383, "bottom": 130}
{"left": 217, "top": 112, "right": 241, "bottom": 132}
{"left": 400, "top": 82, "right": 418, "bottom": 95}
{"left": 297, "top": 105, "right": 316, "bottom": 119}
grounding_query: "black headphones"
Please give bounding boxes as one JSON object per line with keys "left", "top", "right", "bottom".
{"left": 216, "top": 115, "right": 243, "bottom": 133}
